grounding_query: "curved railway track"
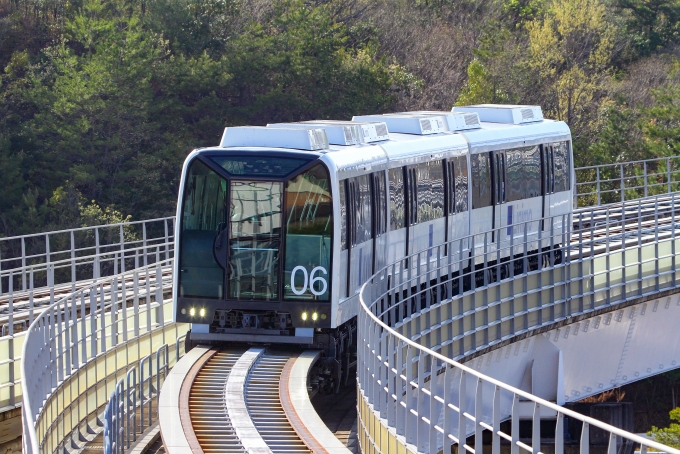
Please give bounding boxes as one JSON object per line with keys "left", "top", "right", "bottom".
{"left": 160, "top": 346, "right": 352, "bottom": 454}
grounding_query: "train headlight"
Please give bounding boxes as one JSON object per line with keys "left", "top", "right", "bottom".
{"left": 200, "top": 308, "right": 206, "bottom": 317}
{"left": 189, "top": 307, "right": 195, "bottom": 317}
{"left": 312, "top": 312, "right": 318, "bottom": 321}
{"left": 301, "top": 312, "right": 308, "bottom": 321}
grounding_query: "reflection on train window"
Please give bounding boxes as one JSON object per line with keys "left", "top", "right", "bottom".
{"left": 350, "top": 175, "right": 373, "bottom": 245}
{"left": 284, "top": 165, "right": 332, "bottom": 301}
{"left": 524, "top": 146, "right": 541, "bottom": 198}
{"left": 211, "top": 155, "right": 310, "bottom": 177}
{"left": 373, "top": 172, "right": 387, "bottom": 236}
{"left": 339, "top": 180, "right": 347, "bottom": 251}
{"left": 389, "top": 168, "right": 405, "bottom": 230}
{"left": 179, "top": 160, "right": 227, "bottom": 299}
{"left": 416, "top": 161, "right": 445, "bottom": 222}
{"left": 506, "top": 149, "right": 523, "bottom": 202}
{"left": 471, "top": 153, "right": 492, "bottom": 209}
{"left": 454, "top": 156, "right": 468, "bottom": 212}
{"left": 228, "top": 181, "right": 282, "bottom": 301}
{"left": 554, "top": 142, "right": 570, "bottom": 192}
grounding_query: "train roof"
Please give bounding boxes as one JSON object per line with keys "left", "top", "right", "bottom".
{"left": 188, "top": 105, "right": 572, "bottom": 178}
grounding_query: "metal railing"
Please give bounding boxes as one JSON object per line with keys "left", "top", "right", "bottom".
{"left": 575, "top": 156, "right": 680, "bottom": 207}
{"left": 21, "top": 258, "right": 189, "bottom": 454}
{"left": 104, "top": 337, "right": 187, "bottom": 454}
{"left": 0, "top": 217, "right": 175, "bottom": 330}
{"left": 358, "top": 195, "right": 680, "bottom": 454}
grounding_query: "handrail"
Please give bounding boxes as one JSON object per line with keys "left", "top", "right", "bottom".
{"left": 358, "top": 194, "right": 680, "bottom": 454}
{"left": 574, "top": 156, "right": 680, "bottom": 207}
{"left": 0, "top": 216, "right": 175, "bottom": 295}
{"left": 21, "top": 257, "right": 185, "bottom": 454}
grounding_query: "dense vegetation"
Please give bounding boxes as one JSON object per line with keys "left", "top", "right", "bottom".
{"left": 1, "top": 0, "right": 680, "bottom": 236}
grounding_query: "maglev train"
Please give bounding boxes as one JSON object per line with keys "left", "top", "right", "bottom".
{"left": 173, "top": 104, "right": 573, "bottom": 362}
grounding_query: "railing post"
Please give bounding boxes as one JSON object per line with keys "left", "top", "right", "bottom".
{"left": 511, "top": 393, "right": 519, "bottom": 454}
{"left": 555, "top": 413, "right": 564, "bottom": 454}
{"left": 492, "top": 385, "right": 501, "bottom": 454}
{"left": 581, "top": 422, "right": 590, "bottom": 454}
{"left": 94, "top": 227, "right": 101, "bottom": 280}
{"left": 458, "top": 371, "right": 467, "bottom": 452}
{"left": 21, "top": 237, "right": 26, "bottom": 291}
{"left": 620, "top": 164, "right": 625, "bottom": 203}
{"left": 532, "top": 402, "right": 541, "bottom": 454}
{"left": 596, "top": 167, "right": 601, "bottom": 206}
{"left": 143, "top": 222, "right": 148, "bottom": 267}
{"left": 70, "top": 231, "right": 76, "bottom": 291}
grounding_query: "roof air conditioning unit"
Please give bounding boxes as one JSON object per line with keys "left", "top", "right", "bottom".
{"left": 352, "top": 114, "right": 447, "bottom": 135}
{"left": 220, "top": 127, "right": 329, "bottom": 151}
{"left": 452, "top": 104, "right": 543, "bottom": 124}
{"left": 389, "top": 111, "right": 481, "bottom": 131}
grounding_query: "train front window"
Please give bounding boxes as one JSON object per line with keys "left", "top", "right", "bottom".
{"left": 228, "top": 181, "right": 282, "bottom": 300}
{"left": 283, "top": 164, "right": 333, "bottom": 301}
{"left": 179, "top": 160, "right": 227, "bottom": 299}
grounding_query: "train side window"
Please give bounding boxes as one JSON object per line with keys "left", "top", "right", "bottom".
{"left": 554, "top": 142, "right": 570, "bottom": 192}
{"left": 179, "top": 159, "right": 228, "bottom": 299}
{"left": 493, "top": 152, "right": 506, "bottom": 204}
{"left": 471, "top": 153, "right": 492, "bottom": 209}
{"left": 284, "top": 164, "right": 333, "bottom": 301}
{"left": 505, "top": 149, "right": 524, "bottom": 202}
{"left": 446, "top": 160, "right": 456, "bottom": 215}
{"left": 542, "top": 145, "right": 555, "bottom": 195}
{"left": 351, "top": 174, "right": 372, "bottom": 245}
{"left": 524, "top": 146, "right": 541, "bottom": 198}
{"left": 416, "top": 160, "right": 445, "bottom": 222}
{"left": 388, "top": 168, "right": 406, "bottom": 230}
{"left": 406, "top": 167, "right": 418, "bottom": 225}
{"left": 373, "top": 172, "right": 387, "bottom": 236}
{"left": 454, "top": 156, "right": 468, "bottom": 213}
{"left": 339, "top": 180, "right": 348, "bottom": 250}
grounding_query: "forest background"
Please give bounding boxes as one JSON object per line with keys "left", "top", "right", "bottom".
{"left": 1, "top": 0, "right": 680, "bottom": 235}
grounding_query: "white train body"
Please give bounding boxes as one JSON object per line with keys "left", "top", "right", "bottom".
{"left": 172, "top": 105, "right": 573, "bottom": 345}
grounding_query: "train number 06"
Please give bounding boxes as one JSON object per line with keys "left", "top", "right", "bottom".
{"left": 291, "top": 266, "right": 328, "bottom": 296}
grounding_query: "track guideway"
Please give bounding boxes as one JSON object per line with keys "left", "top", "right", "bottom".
{"left": 162, "top": 346, "right": 349, "bottom": 454}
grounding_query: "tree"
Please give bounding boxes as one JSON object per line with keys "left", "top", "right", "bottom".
{"left": 526, "top": 0, "right": 616, "bottom": 142}
{"left": 649, "top": 407, "right": 680, "bottom": 448}
{"left": 641, "top": 62, "right": 680, "bottom": 157}
{"left": 615, "top": 0, "right": 680, "bottom": 55}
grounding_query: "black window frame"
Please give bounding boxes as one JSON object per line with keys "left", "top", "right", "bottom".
{"left": 177, "top": 151, "right": 333, "bottom": 307}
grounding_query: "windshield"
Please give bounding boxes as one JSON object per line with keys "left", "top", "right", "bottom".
{"left": 228, "top": 181, "right": 282, "bottom": 300}
{"left": 179, "top": 155, "right": 333, "bottom": 303}
{"left": 283, "top": 164, "right": 333, "bottom": 301}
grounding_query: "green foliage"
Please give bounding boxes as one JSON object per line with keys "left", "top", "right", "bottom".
{"left": 641, "top": 63, "right": 680, "bottom": 156}
{"left": 587, "top": 103, "right": 649, "bottom": 167}
{"left": 615, "top": 0, "right": 680, "bottom": 55}
{"left": 0, "top": 0, "right": 402, "bottom": 236}
{"left": 649, "top": 407, "right": 680, "bottom": 448}
{"left": 502, "top": 0, "right": 546, "bottom": 24}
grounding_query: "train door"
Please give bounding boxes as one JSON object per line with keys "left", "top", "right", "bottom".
{"left": 492, "top": 151, "right": 506, "bottom": 244}
{"left": 541, "top": 144, "right": 555, "bottom": 235}
{"left": 445, "top": 159, "right": 455, "bottom": 244}
{"left": 372, "top": 172, "right": 388, "bottom": 273}
{"left": 445, "top": 157, "right": 470, "bottom": 273}
{"left": 406, "top": 166, "right": 418, "bottom": 257}
{"left": 346, "top": 175, "right": 374, "bottom": 296}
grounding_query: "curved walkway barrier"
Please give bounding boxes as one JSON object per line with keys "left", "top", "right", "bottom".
{"left": 358, "top": 197, "right": 680, "bottom": 454}
{"left": 0, "top": 218, "right": 174, "bottom": 411}
{"left": 21, "top": 258, "right": 188, "bottom": 454}
{"left": 575, "top": 156, "right": 680, "bottom": 207}
{"left": 103, "top": 335, "right": 186, "bottom": 454}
